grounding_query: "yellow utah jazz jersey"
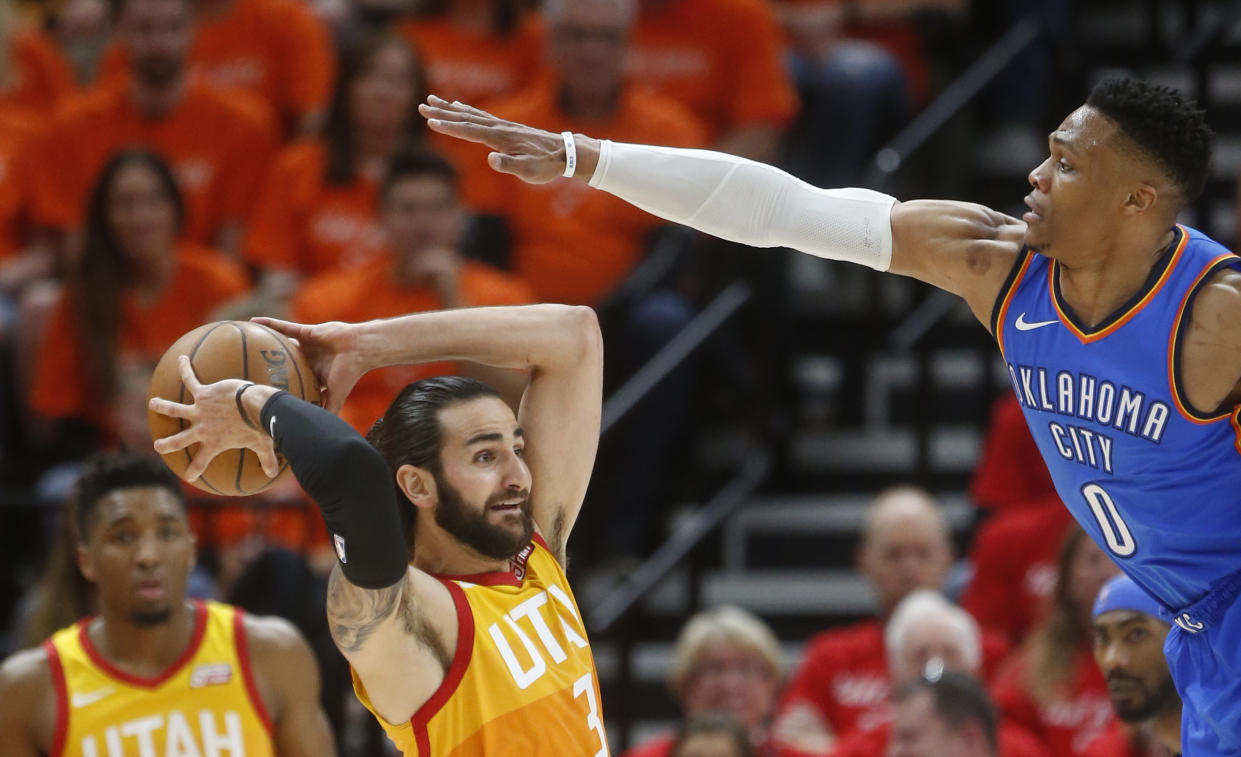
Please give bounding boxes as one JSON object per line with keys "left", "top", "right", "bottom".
{"left": 354, "top": 535, "right": 609, "bottom": 756}
{"left": 44, "top": 599, "right": 274, "bottom": 757}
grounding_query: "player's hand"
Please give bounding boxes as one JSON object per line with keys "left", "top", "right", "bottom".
{"left": 419, "top": 95, "right": 587, "bottom": 184}
{"left": 148, "top": 355, "right": 281, "bottom": 481}
{"left": 251, "top": 316, "right": 364, "bottom": 415}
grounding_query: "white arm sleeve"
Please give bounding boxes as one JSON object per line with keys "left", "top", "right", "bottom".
{"left": 588, "top": 140, "right": 897, "bottom": 271}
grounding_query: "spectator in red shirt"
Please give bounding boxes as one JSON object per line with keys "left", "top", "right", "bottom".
{"left": 888, "top": 672, "right": 1002, "bottom": 757}
{"left": 991, "top": 527, "right": 1123, "bottom": 756}
{"left": 623, "top": 605, "right": 785, "bottom": 757}
{"left": 771, "top": 487, "right": 955, "bottom": 755}
{"left": 830, "top": 590, "right": 1049, "bottom": 757}
{"left": 1091, "top": 575, "right": 1181, "bottom": 757}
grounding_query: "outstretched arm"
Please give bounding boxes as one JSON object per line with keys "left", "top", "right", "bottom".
{"left": 256, "top": 304, "right": 603, "bottom": 561}
{"left": 420, "top": 97, "right": 1026, "bottom": 329}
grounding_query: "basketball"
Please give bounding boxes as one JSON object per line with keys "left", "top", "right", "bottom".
{"left": 147, "top": 320, "right": 321, "bottom": 495}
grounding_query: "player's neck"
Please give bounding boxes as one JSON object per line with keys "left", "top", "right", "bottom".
{"left": 130, "top": 76, "right": 188, "bottom": 119}
{"left": 1055, "top": 226, "right": 1175, "bottom": 330}
{"left": 413, "top": 532, "right": 509, "bottom": 577}
{"left": 1152, "top": 707, "right": 1182, "bottom": 755}
{"left": 89, "top": 600, "right": 198, "bottom": 678}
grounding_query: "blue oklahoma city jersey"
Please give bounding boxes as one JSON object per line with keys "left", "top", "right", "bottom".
{"left": 994, "top": 224, "right": 1241, "bottom": 612}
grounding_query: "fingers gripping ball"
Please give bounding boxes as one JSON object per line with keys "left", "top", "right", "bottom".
{"left": 147, "top": 321, "right": 321, "bottom": 494}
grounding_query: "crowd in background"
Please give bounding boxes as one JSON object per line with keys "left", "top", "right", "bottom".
{"left": 0, "top": 0, "right": 1183, "bottom": 754}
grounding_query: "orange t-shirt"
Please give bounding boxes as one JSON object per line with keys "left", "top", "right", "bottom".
{"left": 397, "top": 13, "right": 544, "bottom": 107}
{"left": 4, "top": 29, "right": 75, "bottom": 112}
{"left": 99, "top": 0, "right": 335, "bottom": 128}
{"left": 291, "top": 257, "right": 534, "bottom": 431}
{"left": 243, "top": 139, "right": 385, "bottom": 275}
{"left": 627, "top": 0, "right": 798, "bottom": 142}
{"left": 29, "top": 243, "right": 249, "bottom": 424}
{"left": 31, "top": 80, "right": 278, "bottom": 242}
{"left": 468, "top": 82, "right": 705, "bottom": 304}
{"left": 0, "top": 106, "right": 38, "bottom": 259}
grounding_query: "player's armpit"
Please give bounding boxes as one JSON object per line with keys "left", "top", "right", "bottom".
{"left": 1178, "top": 267, "right": 1241, "bottom": 413}
{"left": 888, "top": 200, "right": 1026, "bottom": 330}
{"left": 243, "top": 615, "right": 337, "bottom": 757}
{"left": 326, "top": 565, "right": 458, "bottom": 726}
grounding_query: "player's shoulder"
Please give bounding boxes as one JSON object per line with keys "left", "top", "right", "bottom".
{"left": 0, "top": 644, "right": 55, "bottom": 708}
{"left": 239, "top": 611, "right": 311, "bottom": 655}
{"left": 1192, "top": 264, "right": 1241, "bottom": 321}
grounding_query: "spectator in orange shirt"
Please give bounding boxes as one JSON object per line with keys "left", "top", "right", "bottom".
{"left": 990, "top": 527, "right": 1123, "bottom": 757}
{"left": 98, "top": 0, "right": 337, "bottom": 136}
{"left": 470, "top": 0, "right": 703, "bottom": 562}
{"left": 627, "top": 0, "right": 798, "bottom": 162}
{"left": 28, "top": 149, "right": 249, "bottom": 449}
{"left": 45, "top": 0, "right": 112, "bottom": 85}
{"left": 398, "top": 0, "right": 542, "bottom": 108}
{"left": 291, "top": 148, "right": 534, "bottom": 433}
{"left": 0, "top": 1, "right": 76, "bottom": 113}
{"left": 243, "top": 30, "right": 425, "bottom": 310}
{"left": 31, "top": 0, "right": 279, "bottom": 255}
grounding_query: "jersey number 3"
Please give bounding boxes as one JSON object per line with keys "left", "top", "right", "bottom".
{"left": 1082, "top": 483, "right": 1136, "bottom": 557}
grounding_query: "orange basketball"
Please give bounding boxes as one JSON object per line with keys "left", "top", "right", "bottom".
{"left": 147, "top": 320, "right": 321, "bottom": 495}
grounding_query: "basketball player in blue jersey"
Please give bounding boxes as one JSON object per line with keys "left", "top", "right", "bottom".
{"left": 421, "top": 79, "right": 1241, "bottom": 755}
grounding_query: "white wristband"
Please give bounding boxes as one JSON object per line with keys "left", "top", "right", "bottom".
{"left": 561, "top": 131, "right": 577, "bottom": 178}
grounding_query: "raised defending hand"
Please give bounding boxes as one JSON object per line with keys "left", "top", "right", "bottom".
{"left": 251, "top": 316, "right": 365, "bottom": 415}
{"left": 419, "top": 95, "right": 591, "bottom": 183}
{"left": 149, "top": 355, "right": 281, "bottom": 481}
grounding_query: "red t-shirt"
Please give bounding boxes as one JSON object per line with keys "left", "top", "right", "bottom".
{"left": 31, "top": 81, "right": 278, "bottom": 242}
{"left": 774, "top": 620, "right": 1011, "bottom": 746}
{"left": 972, "top": 395, "right": 1058, "bottom": 510}
{"left": 627, "top": 0, "right": 798, "bottom": 142}
{"left": 991, "top": 647, "right": 1118, "bottom": 757}
{"left": 243, "top": 139, "right": 384, "bottom": 275}
{"left": 830, "top": 720, "right": 1051, "bottom": 757}
{"left": 962, "top": 502, "right": 1073, "bottom": 647}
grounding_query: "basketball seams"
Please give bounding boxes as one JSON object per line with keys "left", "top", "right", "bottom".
{"left": 231, "top": 321, "right": 250, "bottom": 495}
{"left": 183, "top": 323, "right": 227, "bottom": 495}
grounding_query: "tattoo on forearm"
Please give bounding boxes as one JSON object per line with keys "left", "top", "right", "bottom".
{"left": 326, "top": 568, "right": 403, "bottom": 653}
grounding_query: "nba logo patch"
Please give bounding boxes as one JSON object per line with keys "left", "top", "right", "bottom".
{"left": 510, "top": 543, "right": 534, "bottom": 580}
{"left": 190, "top": 663, "right": 232, "bottom": 688}
{"left": 334, "top": 533, "right": 348, "bottom": 564}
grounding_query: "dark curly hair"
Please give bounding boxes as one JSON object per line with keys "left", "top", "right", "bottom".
{"left": 75, "top": 452, "right": 187, "bottom": 541}
{"left": 1086, "top": 77, "right": 1213, "bottom": 204}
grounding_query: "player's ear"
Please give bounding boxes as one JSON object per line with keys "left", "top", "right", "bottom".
{"left": 76, "top": 543, "right": 97, "bottom": 583}
{"left": 1123, "top": 182, "right": 1158, "bottom": 215}
{"left": 397, "top": 464, "right": 437, "bottom": 510}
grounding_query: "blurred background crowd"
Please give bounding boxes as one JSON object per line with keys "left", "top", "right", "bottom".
{"left": 0, "top": 0, "right": 1230, "bottom": 753}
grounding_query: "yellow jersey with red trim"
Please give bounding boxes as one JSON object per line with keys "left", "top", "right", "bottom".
{"left": 991, "top": 223, "right": 1241, "bottom": 611}
{"left": 43, "top": 599, "right": 274, "bottom": 757}
{"left": 353, "top": 534, "right": 609, "bottom": 756}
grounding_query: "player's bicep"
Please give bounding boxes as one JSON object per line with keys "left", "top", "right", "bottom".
{"left": 888, "top": 200, "right": 1025, "bottom": 327}
{"left": 326, "top": 566, "right": 457, "bottom": 725}
{"left": 517, "top": 307, "right": 604, "bottom": 560}
{"left": 0, "top": 650, "right": 53, "bottom": 757}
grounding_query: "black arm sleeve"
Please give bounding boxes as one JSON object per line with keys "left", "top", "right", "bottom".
{"left": 259, "top": 392, "right": 408, "bottom": 589}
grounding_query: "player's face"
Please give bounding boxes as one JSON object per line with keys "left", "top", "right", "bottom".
{"left": 382, "top": 175, "right": 464, "bottom": 263}
{"left": 549, "top": 2, "right": 631, "bottom": 99}
{"left": 887, "top": 690, "right": 974, "bottom": 757}
{"left": 1092, "top": 610, "right": 1178, "bottom": 723}
{"left": 1024, "top": 106, "right": 1121, "bottom": 257}
{"left": 119, "top": 0, "right": 191, "bottom": 89}
{"left": 350, "top": 40, "right": 419, "bottom": 133}
{"left": 108, "top": 162, "right": 177, "bottom": 270}
{"left": 432, "top": 397, "right": 534, "bottom": 560}
{"left": 891, "top": 617, "right": 975, "bottom": 685}
{"left": 681, "top": 641, "right": 779, "bottom": 730}
{"left": 77, "top": 486, "right": 195, "bottom": 627}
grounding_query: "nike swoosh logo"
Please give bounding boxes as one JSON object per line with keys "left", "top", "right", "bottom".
{"left": 71, "top": 687, "right": 115, "bottom": 708}
{"left": 269, "top": 415, "right": 277, "bottom": 437}
{"left": 1015, "top": 313, "right": 1059, "bottom": 331}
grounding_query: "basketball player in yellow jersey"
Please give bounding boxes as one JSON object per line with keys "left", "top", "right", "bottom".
{"left": 148, "top": 304, "right": 608, "bottom": 756}
{"left": 0, "top": 452, "right": 335, "bottom": 756}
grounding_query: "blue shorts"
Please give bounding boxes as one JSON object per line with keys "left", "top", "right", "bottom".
{"left": 1163, "top": 570, "right": 1241, "bottom": 756}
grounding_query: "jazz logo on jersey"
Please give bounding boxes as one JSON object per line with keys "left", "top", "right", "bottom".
{"left": 81, "top": 710, "right": 246, "bottom": 757}
{"left": 485, "top": 584, "right": 589, "bottom": 689}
